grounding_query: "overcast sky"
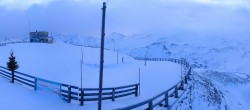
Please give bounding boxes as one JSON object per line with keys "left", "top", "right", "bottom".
{"left": 0, "top": 0, "right": 250, "bottom": 39}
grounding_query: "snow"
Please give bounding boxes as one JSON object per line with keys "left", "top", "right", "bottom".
{"left": 1, "top": 32, "right": 250, "bottom": 110}
{"left": 0, "top": 42, "right": 182, "bottom": 109}
{"left": 0, "top": 76, "right": 83, "bottom": 110}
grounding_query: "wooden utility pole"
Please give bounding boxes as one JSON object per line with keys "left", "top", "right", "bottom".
{"left": 98, "top": 2, "right": 106, "bottom": 110}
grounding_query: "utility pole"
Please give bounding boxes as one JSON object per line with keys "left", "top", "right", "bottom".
{"left": 113, "top": 39, "right": 116, "bottom": 51}
{"left": 28, "top": 20, "right": 31, "bottom": 38}
{"left": 29, "top": 20, "right": 30, "bottom": 33}
{"left": 117, "top": 46, "right": 119, "bottom": 64}
{"left": 181, "top": 61, "right": 182, "bottom": 79}
{"left": 80, "top": 45, "right": 83, "bottom": 106}
{"left": 139, "top": 67, "right": 141, "bottom": 96}
{"left": 144, "top": 50, "right": 148, "bottom": 66}
{"left": 98, "top": 2, "right": 106, "bottom": 110}
{"left": 80, "top": 46, "right": 83, "bottom": 90}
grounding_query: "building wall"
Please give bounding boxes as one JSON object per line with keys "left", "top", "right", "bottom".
{"left": 30, "top": 31, "right": 49, "bottom": 43}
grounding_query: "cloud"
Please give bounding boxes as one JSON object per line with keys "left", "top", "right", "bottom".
{"left": 191, "top": 0, "right": 250, "bottom": 10}
{"left": 1, "top": 0, "right": 250, "bottom": 11}
{"left": 0, "top": 0, "right": 250, "bottom": 40}
{"left": 0, "top": 0, "right": 54, "bottom": 10}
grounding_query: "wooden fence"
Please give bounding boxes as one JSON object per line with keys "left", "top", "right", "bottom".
{"left": 115, "top": 57, "right": 191, "bottom": 110}
{"left": 60, "top": 83, "right": 139, "bottom": 105}
{"left": 0, "top": 66, "right": 37, "bottom": 90}
{"left": 134, "top": 57, "right": 189, "bottom": 67}
{"left": 0, "top": 51, "right": 191, "bottom": 109}
{"left": 0, "top": 66, "right": 139, "bottom": 106}
{"left": 0, "top": 41, "right": 27, "bottom": 47}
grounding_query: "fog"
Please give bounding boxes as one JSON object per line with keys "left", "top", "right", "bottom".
{"left": 0, "top": 0, "right": 250, "bottom": 40}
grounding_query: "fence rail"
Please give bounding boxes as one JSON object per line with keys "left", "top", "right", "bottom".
{"left": 0, "top": 66, "right": 37, "bottom": 89}
{"left": 134, "top": 57, "right": 189, "bottom": 67}
{"left": 0, "top": 66, "right": 138, "bottom": 106}
{"left": 60, "top": 83, "right": 139, "bottom": 105}
{"left": 0, "top": 54, "right": 191, "bottom": 109}
{"left": 115, "top": 57, "right": 192, "bottom": 110}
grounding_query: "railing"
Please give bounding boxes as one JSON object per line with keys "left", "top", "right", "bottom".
{"left": 0, "top": 65, "right": 139, "bottom": 106}
{"left": 0, "top": 41, "right": 27, "bottom": 47}
{"left": 134, "top": 57, "right": 189, "bottom": 68}
{"left": 61, "top": 84, "right": 79, "bottom": 103}
{"left": 0, "top": 45, "right": 191, "bottom": 109}
{"left": 0, "top": 66, "right": 37, "bottom": 90}
{"left": 61, "top": 83, "right": 139, "bottom": 105}
{"left": 115, "top": 57, "right": 191, "bottom": 110}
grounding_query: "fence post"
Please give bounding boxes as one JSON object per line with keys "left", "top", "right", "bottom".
{"left": 112, "top": 88, "right": 115, "bottom": 101}
{"left": 180, "top": 80, "right": 184, "bottom": 90}
{"left": 148, "top": 100, "right": 153, "bottom": 110}
{"left": 187, "top": 71, "right": 190, "bottom": 80}
{"left": 135, "top": 84, "right": 139, "bottom": 97}
{"left": 80, "top": 88, "right": 84, "bottom": 106}
{"left": 164, "top": 92, "right": 169, "bottom": 107}
{"left": 11, "top": 71, "right": 14, "bottom": 83}
{"left": 68, "top": 86, "right": 71, "bottom": 103}
{"left": 182, "top": 80, "right": 185, "bottom": 89}
{"left": 185, "top": 76, "right": 188, "bottom": 84}
{"left": 34, "top": 78, "right": 37, "bottom": 90}
{"left": 175, "top": 86, "right": 178, "bottom": 98}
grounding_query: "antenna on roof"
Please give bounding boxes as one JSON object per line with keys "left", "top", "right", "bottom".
{"left": 29, "top": 20, "right": 30, "bottom": 33}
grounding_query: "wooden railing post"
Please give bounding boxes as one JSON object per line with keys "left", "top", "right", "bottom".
{"left": 80, "top": 88, "right": 84, "bottom": 106}
{"left": 11, "top": 71, "right": 14, "bottom": 83}
{"left": 175, "top": 86, "right": 178, "bottom": 98}
{"left": 185, "top": 76, "right": 188, "bottom": 84}
{"left": 34, "top": 78, "right": 37, "bottom": 90}
{"left": 135, "top": 84, "right": 139, "bottom": 97}
{"left": 112, "top": 88, "right": 115, "bottom": 101}
{"left": 148, "top": 100, "right": 153, "bottom": 110}
{"left": 164, "top": 92, "right": 169, "bottom": 107}
{"left": 180, "top": 80, "right": 184, "bottom": 90}
{"left": 187, "top": 72, "right": 190, "bottom": 80}
{"left": 68, "top": 86, "right": 71, "bottom": 103}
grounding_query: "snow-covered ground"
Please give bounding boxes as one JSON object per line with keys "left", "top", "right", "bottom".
{"left": 1, "top": 32, "right": 250, "bottom": 110}
{"left": 0, "top": 42, "right": 182, "bottom": 110}
{"left": 0, "top": 77, "right": 83, "bottom": 110}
